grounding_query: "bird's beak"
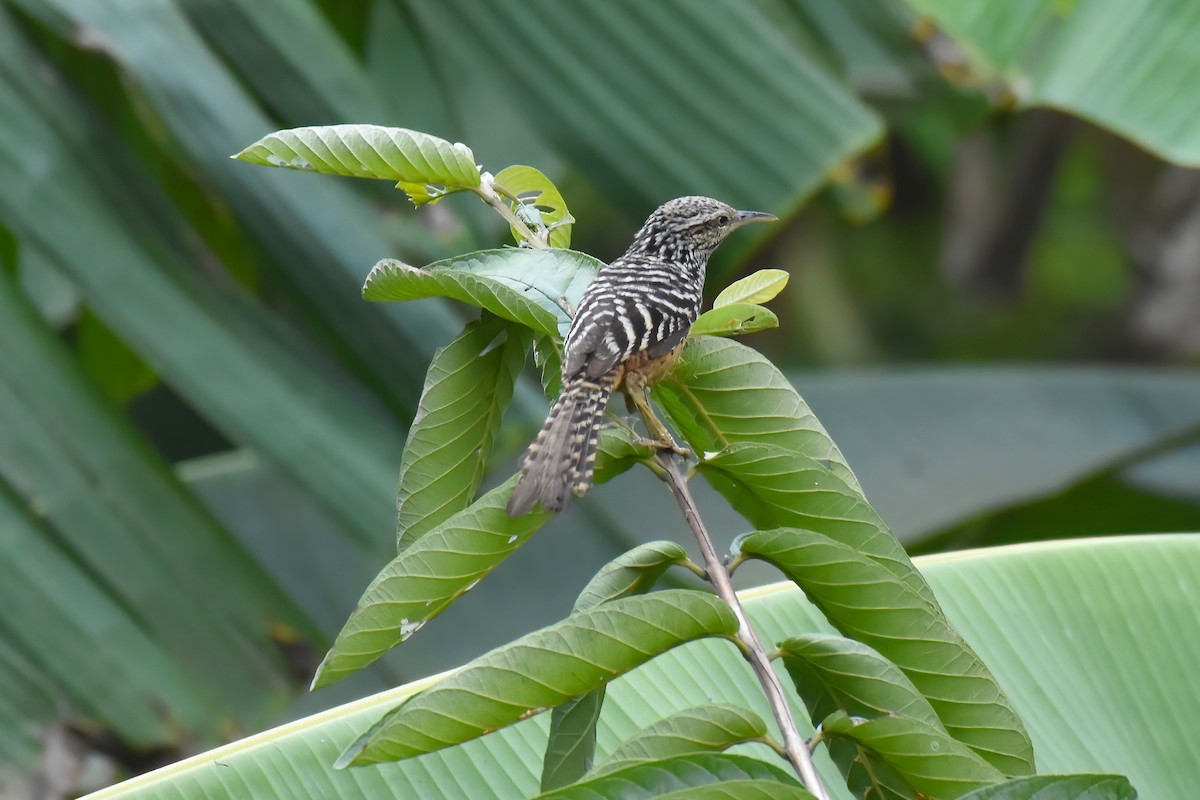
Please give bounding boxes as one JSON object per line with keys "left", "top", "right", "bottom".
{"left": 733, "top": 209, "right": 778, "bottom": 228}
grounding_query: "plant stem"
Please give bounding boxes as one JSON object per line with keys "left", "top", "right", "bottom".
{"left": 475, "top": 177, "right": 549, "bottom": 249}
{"left": 657, "top": 452, "right": 830, "bottom": 800}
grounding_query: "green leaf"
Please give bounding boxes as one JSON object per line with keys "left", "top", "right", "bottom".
{"left": 591, "top": 705, "right": 768, "bottom": 776}
{"left": 363, "top": 248, "right": 602, "bottom": 339}
{"left": 494, "top": 165, "right": 575, "bottom": 248}
{"left": 819, "top": 711, "right": 1005, "bottom": 798}
{"left": 592, "top": 426, "right": 658, "bottom": 485}
{"left": 778, "top": 635, "right": 941, "bottom": 729}
{"left": 313, "top": 478, "right": 552, "bottom": 689}
{"left": 738, "top": 529, "right": 1035, "bottom": 777}
{"left": 573, "top": 541, "right": 692, "bottom": 612}
{"left": 85, "top": 536, "right": 1196, "bottom": 799}
{"left": 396, "top": 315, "right": 530, "bottom": 549}
{"left": 410, "top": 0, "right": 883, "bottom": 213}
{"left": 713, "top": 269, "right": 790, "bottom": 307}
{"left": 542, "top": 693, "right": 605, "bottom": 792}
{"left": 233, "top": 124, "right": 481, "bottom": 196}
{"left": 0, "top": 272, "right": 303, "bottom": 737}
{"left": 0, "top": 27, "right": 406, "bottom": 547}
{"left": 692, "top": 303, "right": 779, "bottom": 337}
{"left": 778, "top": 636, "right": 946, "bottom": 800}
{"left": 339, "top": 590, "right": 739, "bottom": 766}
{"left": 656, "top": 337, "right": 860, "bottom": 491}
{"left": 0, "top": 483, "right": 204, "bottom": 748}
{"left": 703, "top": 442, "right": 934, "bottom": 606}
{"left": 542, "top": 541, "right": 692, "bottom": 790}
{"left": 649, "top": 780, "right": 817, "bottom": 800}
{"left": 958, "top": 774, "right": 1137, "bottom": 800}
{"left": 4, "top": 1, "right": 461, "bottom": 412}
{"left": 904, "top": 0, "right": 1200, "bottom": 165}
{"left": 76, "top": 311, "right": 158, "bottom": 406}
{"left": 534, "top": 753, "right": 800, "bottom": 800}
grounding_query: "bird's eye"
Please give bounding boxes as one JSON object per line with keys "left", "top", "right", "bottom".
{"left": 717, "top": 215, "right": 730, "bottom": 226}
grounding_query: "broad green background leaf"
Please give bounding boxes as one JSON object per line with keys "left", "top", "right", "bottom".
{"left": 87, "top": 536, "right": 1194, "bottom": 799}
{"left": 713, "top": 269, "right": 790, "bottom": 308}
{"left": 958, "top": 774, "right": 1136, "bottom": 800}
{"left": 0, "top": 11, "right": 407, "bottom": 546}
{"left": 494, "top": 165, "right": 575, "bottom": 248}
{"left": 535, "top": 753, "right": 800, "bottom": 800}
{"left": 409, "top": 0, "right": 884, "bottom": 215}
{"left": 820, "top": 711, "right": 1005, "bottom": 798}
{"left": 0, "top": 274, "right": 305, "bottom": 746}
{"left": 314, "top": 479, "right": 551, "bottom": 689}
{"left": 363, "top": 249, "right": 602, "bottom": 339}
{"left": 233, "top": 124, "right": 481, "bottom": 188}
{"left": 692, "top": 303, "right": 779, "bottom": 337}
{"left": 903, "top": 0, "right": 1200, "bottom": 164}
{"left": 395, "top": 316, "right": 529, "bottom": 549}
{"left": 6, "top": 0, "right": 461, "bottom": 403}
{"left": 739, "top": 529, "right": 1034, "bottom": 777}
{"left": 590, "top": 705, "right": 767, "bottom": 776}
{"left": 341, "top": 591, "right": 739, "bottom": 766}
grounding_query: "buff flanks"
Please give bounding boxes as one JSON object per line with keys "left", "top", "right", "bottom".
{"left": 507, "top": 197, "right": 775, "bottom": 516}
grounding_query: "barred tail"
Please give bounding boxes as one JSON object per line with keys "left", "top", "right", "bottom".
{"left": 506, "top": 373, "right": 616, "bottom": 516}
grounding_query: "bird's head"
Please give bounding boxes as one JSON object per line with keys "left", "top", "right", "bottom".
{"left": 629, "top": 196, "right": 776, "bottom": 263}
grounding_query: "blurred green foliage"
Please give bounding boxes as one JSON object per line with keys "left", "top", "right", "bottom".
{"left": 0, "top": 0, "right": 1198, "bottom": 794}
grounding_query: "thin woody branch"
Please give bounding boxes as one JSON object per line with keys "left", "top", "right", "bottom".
{"left": 655, "top": 452, "right": 830, "bottom": 800}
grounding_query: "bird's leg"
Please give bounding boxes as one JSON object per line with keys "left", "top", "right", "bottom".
{"left": 624, "top": 373, "right": 691, "bottom": 459}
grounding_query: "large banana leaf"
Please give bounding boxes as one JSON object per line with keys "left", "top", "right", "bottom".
{"left": 85, "top": 535, "right": 1199, "bottom": 799}
{"left": 904, "top": 0, "right": 1200, "bottom": 164}
{"left": 0, "top": 274, "right": 307, "bottom": 760}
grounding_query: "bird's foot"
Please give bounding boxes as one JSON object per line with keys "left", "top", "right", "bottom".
{"left": 633, "top": 435, "right": 692, "bottom": 460}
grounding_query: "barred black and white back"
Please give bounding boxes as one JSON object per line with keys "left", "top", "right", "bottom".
{"left": 506, "top": 196, "right": 775, "bottom": 516}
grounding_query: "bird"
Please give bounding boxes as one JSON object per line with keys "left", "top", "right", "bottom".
{"left": 506, "top": 196, "right": 776, "bottom": 516}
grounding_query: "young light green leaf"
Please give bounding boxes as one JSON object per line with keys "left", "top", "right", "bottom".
{"left": 691, "top": 303, "right": 779, "bottom": 338}
{"left": 338, "top": 590, "right": 739, "bottom": 765}
{"left": 957, "top": 774, "right": 1137, "bottom": 800}
{"left": 590, "top": 705, "right": 768, "bottom": 777}
{"left": 713, "top": 269, "right": 789, "bottom": 308}
{"left": 232, "top": 124, "right": 481, "bottom": 195}
{"left": 573, "top": 541, "right": 691, "bottom": 612}
{"left": 650, "top": 780, "right": 818, "bottom": 800}
{"left": 494, "top": 165, "right": 574, "bottom": 248}
{"left": 363, "top": 248, "right": 601, "bottom": 339}
{"left": 313, "top": 478, "right": 551, "bottom": 689}
{"left": 542, "top": 540, "right": 692, "bottom": 790}
{"left": 701, "top": 442, "right": 936, "bottom": 608}
{"left": 655, "top": 337, "right": 859, "bottom": 492}
{"left": 738, "top": 529, "right": 1035, "bottom": 777}
{"left": 778, "top": 635, "right": 942, "bottom": 729}
{"left": 819, "top": 711, "right": 1005, "bottom": 798}
{"left": 396, "top": 316, "right": 530, "bottom": 549}
{"left": 542, "top": 693, "right": 605, "bottom": 792}
{"left": 533, "top": 753, "right": 801, "bottom": 799}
